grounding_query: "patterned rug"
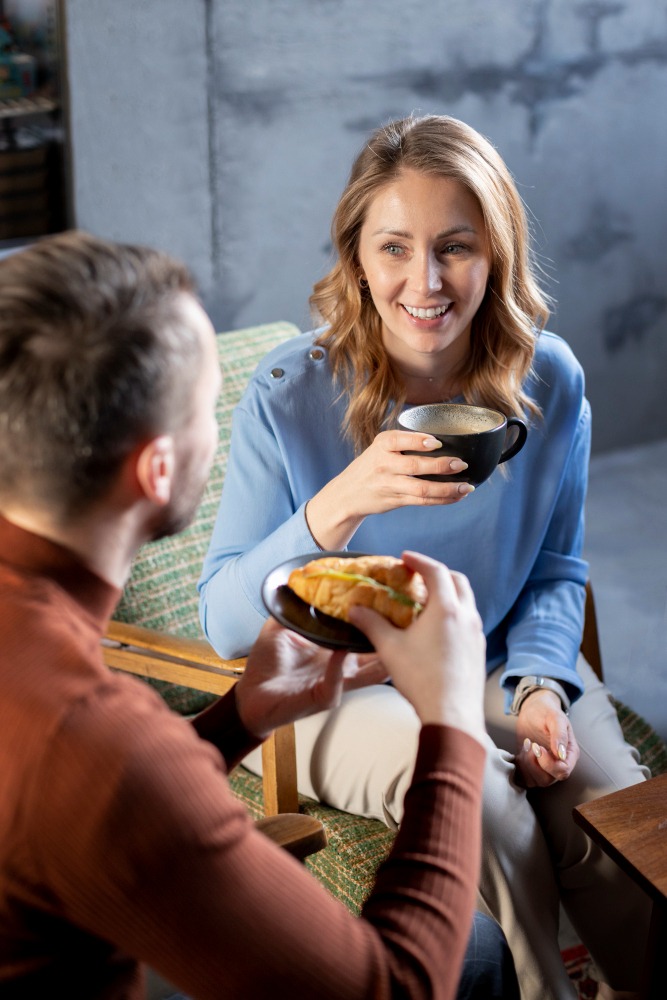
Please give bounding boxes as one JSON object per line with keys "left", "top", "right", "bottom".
{"left": 562, "top": 945, "right": 599, "bottom": 999}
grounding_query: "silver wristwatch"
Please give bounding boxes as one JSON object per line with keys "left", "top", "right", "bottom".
{"left": 509, "top": 675, "right": 571, "bottom": 716}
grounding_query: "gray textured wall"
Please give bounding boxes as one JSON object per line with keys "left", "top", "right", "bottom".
{"left": 66, "top": 0, "right": 667, "bottom": 454}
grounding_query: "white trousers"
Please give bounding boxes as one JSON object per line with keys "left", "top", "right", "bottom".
{"left": 244, "top": 657, "right": 651, "bottom": 1000}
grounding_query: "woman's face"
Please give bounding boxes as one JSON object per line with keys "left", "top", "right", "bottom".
{"left": 357, "top": 168, "right": 491, "bottom": 380}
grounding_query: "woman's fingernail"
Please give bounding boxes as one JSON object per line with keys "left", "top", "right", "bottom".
{"left": 422, "top": 436, "right": 441, "bottom": 449}
{"left": 449, "top": 458, "right": 469, "bottom": 472}
{"left": 531, "top": 742, "right": 542, "bottom": 759}
{"left": 558, "top": 743, "right": 567, "bottom": 761}
{"left": 523, "top": 738, "right": 531, "bottom": 753}
{"left": 458, "top": 483, "right": 475, "bottom": 496}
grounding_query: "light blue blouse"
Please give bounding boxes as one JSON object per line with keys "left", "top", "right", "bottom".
{"left": 199, "top": 329, "right": 590, "bottom": 704}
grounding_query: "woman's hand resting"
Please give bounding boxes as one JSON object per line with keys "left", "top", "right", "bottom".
{"left": 306, "top": 429, "right": 475, "bottom": 551}
{"left": 514, "top": 690, "right": 580, "bottom": 787}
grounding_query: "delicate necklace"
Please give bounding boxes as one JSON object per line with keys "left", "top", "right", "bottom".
{"left": 405, "top": 372, "right": 456, "bottom": 393}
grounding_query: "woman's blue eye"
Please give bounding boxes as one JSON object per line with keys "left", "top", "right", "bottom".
{"left": 383, "top": 243, "right": 404, "bottom": 255}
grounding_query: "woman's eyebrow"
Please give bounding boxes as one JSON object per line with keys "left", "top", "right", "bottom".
{"left": 370, "top": 225, "right": 479, "bottom": 239}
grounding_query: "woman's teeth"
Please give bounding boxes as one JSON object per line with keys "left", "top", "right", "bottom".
{"left": 403, "top": 304, "right": 449, "bottom": 319}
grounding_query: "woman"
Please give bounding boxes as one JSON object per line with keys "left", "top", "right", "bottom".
{"left": 199, "top": 114, "right": 649, "bottom": 1000}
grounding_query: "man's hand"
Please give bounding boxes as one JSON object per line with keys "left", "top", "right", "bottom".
{"left": 349, "top": 551, "right": 487, "bottom": 746}
{"left": 514, "top": 690, "right": 580, "bottom": 787}
{"left": 235, "top": 617, "right": 388, "bottom": 741}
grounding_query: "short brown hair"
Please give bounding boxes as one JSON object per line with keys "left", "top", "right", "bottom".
{"left": 311, "top": 114, "right": 550, "bottom": 451}
{"left": 0, "top": 230, "right": 200, "bottom": 518}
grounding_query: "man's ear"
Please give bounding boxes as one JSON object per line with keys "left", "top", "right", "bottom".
{"left": 135, "top": 436, "right": 175, "bottom": 506}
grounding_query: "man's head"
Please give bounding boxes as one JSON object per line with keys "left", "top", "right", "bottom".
{"left": 0, "top": 230, "right": 216, "bottom": 532}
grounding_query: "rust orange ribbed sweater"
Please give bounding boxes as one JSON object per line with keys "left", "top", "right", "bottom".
{"left": 0, "top": 516, "right": 484, "bottom": 999}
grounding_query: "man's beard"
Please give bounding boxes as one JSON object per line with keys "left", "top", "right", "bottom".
{"left": 147, "top": 470, "right": 208, "bottom": 542}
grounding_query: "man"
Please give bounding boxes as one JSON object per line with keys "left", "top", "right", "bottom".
{"left": 0, "top": 231, "right": 516, "bottom": 999}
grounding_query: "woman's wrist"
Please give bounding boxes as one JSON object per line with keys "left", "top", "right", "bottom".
{"left": 305, "top": 482, "right": 364, "bottom": 551}
{"left": 510, "top": 676, "right": 571, "bottom": 716}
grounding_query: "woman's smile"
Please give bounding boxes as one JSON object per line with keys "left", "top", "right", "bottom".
{"left": 401, "top": 302, "right": 453, "bottom": 321}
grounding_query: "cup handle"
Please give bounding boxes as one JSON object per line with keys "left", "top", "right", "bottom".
{"left": 498, "top": 417, "right": 528, "bottom": 464}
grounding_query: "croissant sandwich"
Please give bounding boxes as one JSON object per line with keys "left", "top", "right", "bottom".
{"left": 287, "top": 555, "right": 426, "bottom": 629}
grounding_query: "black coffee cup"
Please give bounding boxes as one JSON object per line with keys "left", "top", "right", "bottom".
{"left": 398, "top": 402, "right": 527, "bottom": 486}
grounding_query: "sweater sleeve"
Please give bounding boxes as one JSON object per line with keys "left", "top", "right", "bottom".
{"left": 190, "top": 684, "right": 262, "bottom": 770}
{"left": 198, "top": 400, "right": 320, "bottom": 659}
{"left": 499, "top": 397, "right": 591, "bottom": 705}
{"left": 32, "top": 690, "right": 485, "bottom": 1000}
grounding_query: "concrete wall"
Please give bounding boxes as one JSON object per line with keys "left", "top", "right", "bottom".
{"left": 65, "top": 0, "right": 667, "bottom": 454}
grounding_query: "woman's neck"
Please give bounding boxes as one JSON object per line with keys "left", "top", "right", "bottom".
{"left": 383, "top": 331, "right": 469, "bottom": 406}
{"left": 394, "top": 365, "right": 461, "bottom": 406}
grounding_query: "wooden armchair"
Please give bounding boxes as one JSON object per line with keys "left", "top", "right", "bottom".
{"left": 103, "top": 319, "right": 667, "bottom": 904}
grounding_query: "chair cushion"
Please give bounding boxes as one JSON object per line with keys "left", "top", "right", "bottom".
{"left": 112, "top": 321, "right": 300, "bottom": 714}
{"left": 229, "top": 765, "right": 395, "bottom": 915}
{"left": 613, "top": 698, "right": 667, "bottom": 776}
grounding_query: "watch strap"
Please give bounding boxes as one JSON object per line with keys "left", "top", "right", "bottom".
{"left": 510, "top": 675, "right": 571, "bottom": 716}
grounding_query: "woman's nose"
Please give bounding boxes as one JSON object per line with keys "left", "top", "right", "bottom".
{"left": 409, "top": 252, "right": 443, "bottom": 295}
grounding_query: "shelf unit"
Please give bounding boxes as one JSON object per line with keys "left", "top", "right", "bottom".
{"left": 0, "top": 95, "right": 57, "bottom": 119}
{"left": 0, "top": 1, "right": 69, "bottom": 246}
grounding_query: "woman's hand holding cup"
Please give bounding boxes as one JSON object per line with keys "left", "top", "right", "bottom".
{"left": 305, "top": 430, "right": 475, "bottom": 551}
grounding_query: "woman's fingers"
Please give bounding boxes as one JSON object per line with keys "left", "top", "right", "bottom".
{"left": 370, "top": 430, "right": 474, "bottom": 503}
{"left": 383, "top": 429, "right": 470, "bottom": 478}
{"left": 519, "top": 738, "right": 573, "bottom": 786}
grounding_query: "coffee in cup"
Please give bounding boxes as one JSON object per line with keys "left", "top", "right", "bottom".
{"left": 398, "top": 402, "right": 527, "bottom": 487}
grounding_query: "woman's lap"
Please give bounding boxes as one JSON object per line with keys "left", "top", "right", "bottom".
{"left": 245, "top": 657, "right": 648, "bottom": 835}
{"left": 244, "top": 682, "right": 421, "bottom": 827}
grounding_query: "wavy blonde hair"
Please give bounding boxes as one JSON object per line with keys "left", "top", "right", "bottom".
{"left": 311, "top": 114, "right": 550, "bottom": 452}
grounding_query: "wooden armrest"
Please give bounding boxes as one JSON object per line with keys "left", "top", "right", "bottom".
{"left": 103, "top": 621, "right": 245, "bottom": 696}
{"left": 255, "top": 813, "right": 327, "bottom": 861}
{"left": 105, "top": 620, "right": 246, "bottom": 671}
{"left": 102, "top": 620, "right": 300, "bottom": 817}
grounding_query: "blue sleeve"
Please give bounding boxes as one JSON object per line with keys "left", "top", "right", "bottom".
{"left": 499, "top": 398, "right": 591, "bottom": 708}
{"left": 198, "top": 401, "right": 319, "bottom": 659}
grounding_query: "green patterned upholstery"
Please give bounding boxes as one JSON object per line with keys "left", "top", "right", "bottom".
{"left": 113, "top": 320, "right": 301, "bottom": 714}
{"left": 613, "top": 699, "right": 667, "bottom": 778}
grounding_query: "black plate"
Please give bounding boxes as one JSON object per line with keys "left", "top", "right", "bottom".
{"left": 261, "top": 551, "right": 374, "bottom": 652}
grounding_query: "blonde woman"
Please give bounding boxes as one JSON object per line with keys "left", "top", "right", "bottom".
{"left": 200, "top": 115, "right": 648, "bottom": 1000}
